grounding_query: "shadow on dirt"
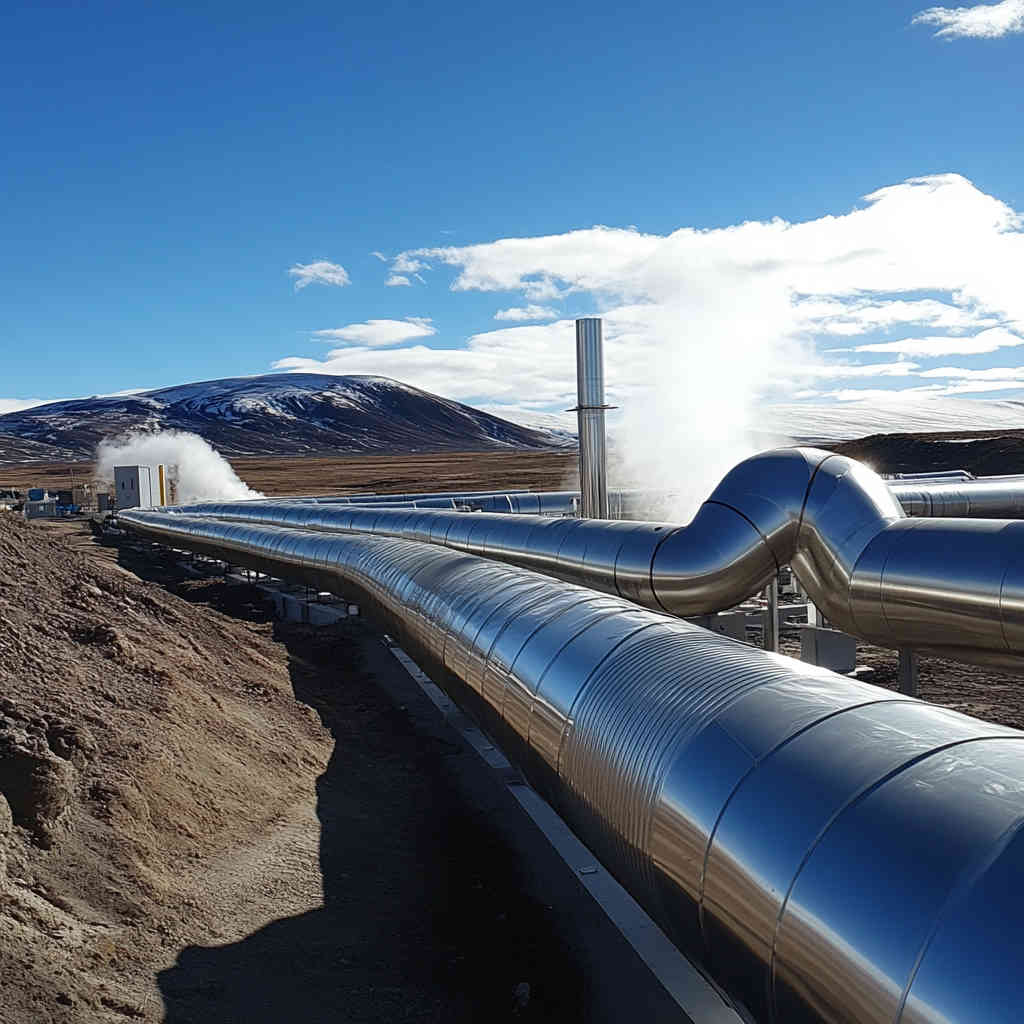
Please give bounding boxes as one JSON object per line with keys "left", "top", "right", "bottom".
{"left": 112, "top": 540, "right": 586, "bottom": 1023}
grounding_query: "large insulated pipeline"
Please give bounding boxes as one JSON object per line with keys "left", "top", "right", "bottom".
{"left": 118, "top": 507, "right": 1024, "bottom": 1024}
{"left": 178, "top": 489, "right": 643, "bottom": 516}
{"left": 888, "top": 470, "right": 974, "bottom": 480}
{"left": 167, "top": 448, "right": 1024, "bottom": 669}
{"left": 889, "top": 478, "right": 1024, "bottom": 518}
{"left": 186, "top": 477, "right": 1024, "bottom": 520}
{"left": 264, "top": 489, "right": 537, "bottom": 506}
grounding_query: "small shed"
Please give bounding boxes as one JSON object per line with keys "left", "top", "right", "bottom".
{"left": 114, "top": 466, "right": 158, "bottom": 509}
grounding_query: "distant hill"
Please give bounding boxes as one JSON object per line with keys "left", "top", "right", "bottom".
{"left": 4, "top": 372, "right": 1024, "bottom": 469}
{"left": 487, "top": 395, "right": 1024, "bottom": 444}
{"left": 766, "top": 396, "right": 1024, "bottom": 442}
{"left": 0, "top": 374, "right": 572, "bottom": 465}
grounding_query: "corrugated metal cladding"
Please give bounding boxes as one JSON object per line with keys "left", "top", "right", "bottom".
{"left": 120, "top": 507, "right": 1024, "bottom": 1024}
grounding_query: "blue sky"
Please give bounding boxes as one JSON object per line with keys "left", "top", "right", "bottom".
{"left": 2, "top": 0, "right": 1023, "bottom": 423}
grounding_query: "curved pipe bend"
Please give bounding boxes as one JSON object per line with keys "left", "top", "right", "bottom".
{"left": 890, "top": 478, "right": 1024, "bottom": 519}
{"left": 683, "top": 448, "right": 1024, "bottom": 665}
{"left": 164, "top": 448, "right": 1024, "bottom": 668}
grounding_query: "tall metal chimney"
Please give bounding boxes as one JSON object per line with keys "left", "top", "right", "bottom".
{"left": 573, "top": 317, "right": 609, "bottom": 519}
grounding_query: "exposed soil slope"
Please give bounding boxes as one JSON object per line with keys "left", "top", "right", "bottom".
{"left": 0, "top": 513, "right": 331, "bottom": 1021}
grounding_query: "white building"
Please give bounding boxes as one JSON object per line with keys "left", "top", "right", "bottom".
{"left": 114, "top": 465, "right": 162, "bottom": 509}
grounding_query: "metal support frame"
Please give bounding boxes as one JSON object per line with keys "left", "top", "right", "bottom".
{"left": 763, "top": 576, "right": 780, "bottom": 652}
{"left": 898, "top": 648, "right": 918, "bottom": 696}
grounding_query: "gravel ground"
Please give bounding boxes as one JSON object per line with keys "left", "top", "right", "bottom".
{"left": 775, "top": 626, "right": 1024, "bottom": 730}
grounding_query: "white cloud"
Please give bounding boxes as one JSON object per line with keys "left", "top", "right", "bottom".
{"left": 275, "top": 174, "right": 1024, "bottom": 514}
{"left": 913, "top": 0, "right": 1024, "bottom": 37}
{"left": 920, "top": 364, "right": 1024, "bottom": 380}
{"left": 392, "top": 253, "right": 430, "bottom": 275}
{"left": 371, "top": 252, "right": 430, "bottom": 286}
{"left": 307, "top": 317, "right": 436, "bottom": 348}
{"left": 276, "top": 319, "right": 587, "bottom": 405}
{"left": 941, "top": 380, "right": 1024, "bottom": 393}
{"left": 288, "top": 260, "right": 351, "bottom": 290}
{"left": 853, "top": 326, "right": 1024, "bottom": 357}
{"left": 800, "top": 361, "right": 922, "bottom": 379}
{"left": 795, "top": 297, "right": 997, "bottom": 336}
{"left": 494, "top": 305, "right": 559, "bottom": 322}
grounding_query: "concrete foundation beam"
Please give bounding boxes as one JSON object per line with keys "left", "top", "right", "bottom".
{"left": 799, "top": 624, "right": 857, "bottom": 673}
{"left": 685, "top": 611, "right": 748, "bottom": 642}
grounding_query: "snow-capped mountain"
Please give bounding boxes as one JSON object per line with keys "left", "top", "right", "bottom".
{"left": 0, "top": 374, "right": 572, "bottom": 465}
{"left": 4, "top": 373, "right": 1023, "bottom": 467}
{"left": 764, "top": 396, "right": 1024, "bottom": 442}
{"left": 488, "top": 396, "right": 1024, "bottom": 444}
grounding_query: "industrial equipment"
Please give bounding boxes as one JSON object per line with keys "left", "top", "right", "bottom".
{"left": 165, "top": 448, "right": 1024, "bottom": 669}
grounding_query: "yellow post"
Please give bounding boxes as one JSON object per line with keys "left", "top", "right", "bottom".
{"left": 158, "top": 465, "right": 166, "bottom": 506}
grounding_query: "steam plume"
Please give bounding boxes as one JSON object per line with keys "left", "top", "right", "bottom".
{"left": 609, "top": 298, "right": 799, "bottom": 523}
{"left": 95, "top": 430, "right": 262, "bottom": 504}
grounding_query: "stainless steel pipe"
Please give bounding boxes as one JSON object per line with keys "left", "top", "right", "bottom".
{"left": 890, "top": 479, "right": 1024, "bottom": 518}
{"left": 888, "top": 469, "right": 974, "bottom": 481}
{"left": 190, "top": 477, "right": 1024, "bottom": 521}
{"left": 175, "top": 489, "right": 639, "bottom": 516}
{"left": 169, "top": 448, "right": 1024, "bottom": 669}
{"left": 573, "top": 317, "right": 609, "bottom": 518}
{"left": 118, "top": 508, "right": 1024, "bottom": 1024}
{"left": 199, "top": 487, "right": 673, "bottom": 518}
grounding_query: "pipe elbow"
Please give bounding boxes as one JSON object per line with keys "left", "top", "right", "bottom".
{"left": 651, "top": 503, "right": 776, "bottom": 615}
{"left": 652, "top": 447, "right": 904, "bottom": 621}
{"left": 793, "top": 454, "right": 905, "bottom": 629}
{"left": 707, "top": 447, "right": 834, "bottom": 566}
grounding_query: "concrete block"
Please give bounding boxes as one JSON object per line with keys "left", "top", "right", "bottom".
{"left": 799, "top": 625, "right": 857, "bottom": 673}
{"left": 686, "top": 611, "right": 747, "bottom": 642}
{"left": 308, "top": 603, "right": 347, "bottom": 626}
{"left": 280, "top": 594, "right": 308, "bottom": 623}
{"left": 780, "top": 603, "right": 809, "bottom": 624}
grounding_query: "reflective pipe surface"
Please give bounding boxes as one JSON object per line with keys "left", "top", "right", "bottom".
{"left": 174, "top": 489, "right": 646, "bottom": 518}
{"left": 574, "top": 317, "right": 609, "bottom": 519}
{"left": 119, "top": 508, "right": 1024, "bottom": 1024}
{"left": 304, "top": 488, "right": 534, "bottom": 505}
{"left": 186, "top": 477, "right": 1024, "bottom": 521}
{"left": 210, "top": 489, "right": 534, "bottom": 507}
{"left": 888, "top": 469, "right": 974, "bottom": 481}
{"left": 170, "top": 448, "right": 1024, "bottom": 668}
{"left": 890, "top": 479, "right": 1024, "bottom": 518}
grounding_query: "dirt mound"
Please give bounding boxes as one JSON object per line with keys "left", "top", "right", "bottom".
{"left": 0, "top": 513, "right": 331, "bottom": 1021}
{"left": 0, "top": 700, "right": 85, "bottom": 848}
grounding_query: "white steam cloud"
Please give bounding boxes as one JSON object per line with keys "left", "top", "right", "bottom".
{"left": 608, "top": 304, "right": 799, "bottom": 523}
{"left": 95, "top": 430, "right": 263, "bottom": 505}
